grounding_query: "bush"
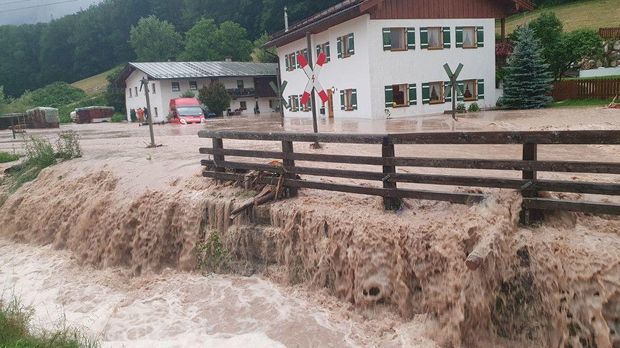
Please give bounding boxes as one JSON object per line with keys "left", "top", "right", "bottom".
{"left": 198, "top": 82, "right": 231, "bottom": 117}
{"left": 181, "top": 90, "right": 196, "bottom": 98}
{"left": 456, "top": 103, "right": 467, "bottom": 113}
{"left": 468, "top": 103, "right": 481, "bottom": 113}
{"left": 29, "top": 82, "right": 87, "bottom": 108}
{"left": 0, "top": 151, "right": 19, "bottom": 163}
{"left": 195, "top": 232, "right": 231, "bottom": 273}
{"left": 24, "top": 136, "right": 56, "bottom": 168}
{"left": 55, "top": 131, "right": 82, "bottom": 160}
{"left": 111, "top": 113, "right": 125, "bottom": 123}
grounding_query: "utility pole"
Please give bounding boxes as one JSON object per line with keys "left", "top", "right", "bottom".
{"left": 306, "top": 31, "right": 321, "bottom": 149}
{"left": 140, "top": 77, "right": 156, "bottom": 148}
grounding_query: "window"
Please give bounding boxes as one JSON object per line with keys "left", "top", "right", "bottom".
{"left": 285, "top": 53, "right": 296, "bottom": 71}
{"left": 189, "top": 81, "right": 198, "bottom": 90}
{"left": 385, "top": 84, "right": 417, "bottom": 107}
{"left": 422, "top": 82, "right": 445, "bottom": 104}
{"left": 299, "top": 95, "right": 311, "bottom": 112}
{"left": 337, "top": 33, "right": 355, "bottom": 58}
{"left": 239, "top": 101, "right": 247, "bottom": 110}
{"left": 172, "top": 82, "right": 180, "bottom": 92}
{"left": 421, "top": 27, "right": 450, "bottom": 49}
{"left": 154, "top": 107, "right": 158, "bottom": 117}
{"left": 151, "top": 83, "right": 156, "bottom": 94}
{"left": 316, "top": 42, "right": 331, "bottom": 62}
{"left": 237, "top": 80, "right": 244, "bottom": 89}
{"left": 129, "top": 88, "right": 132, "bottom": 98}
{"left": 340, "top": 89, "right": 358, "bottom": 111}
{"left": 461, "top": 80, "right": 477, "bottom": 101}
{"left": 456, "top": 26, "right": 484, "bottom": 49}
{"left": 289, "top": 95, "right": 299, "bottom": 112}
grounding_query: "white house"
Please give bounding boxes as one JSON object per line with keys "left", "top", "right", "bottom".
{"left": 267, "top": 0, "right": 533, "bottom": 119}
{"left": 117, "top": 61, "right": 279, "bottom": 123}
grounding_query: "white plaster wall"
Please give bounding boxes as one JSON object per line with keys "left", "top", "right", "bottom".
{"left": 276, "top": 16, "right": 497, "bottom": 120}
{"left": 368, "top": 18, "right": 497, "bottom": 119}
{"left": 278, "top": 15, "right": 372, "bottom": 119}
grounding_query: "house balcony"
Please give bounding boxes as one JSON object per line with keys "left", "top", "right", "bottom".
{"left": 227, "top": 88, "right": 256, "bottom": 98}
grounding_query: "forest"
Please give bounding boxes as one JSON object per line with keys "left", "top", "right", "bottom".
{"left": 0, "top": 0, "right": 341, "bottom": 98}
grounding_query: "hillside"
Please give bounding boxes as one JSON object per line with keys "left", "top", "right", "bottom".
{"left": 503, "top": 0, "right": 619, "bottom": 33}
{"left": 71, "top": 67, "right": 119, "bottom": 96}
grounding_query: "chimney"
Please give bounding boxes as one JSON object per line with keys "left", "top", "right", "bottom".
{"left": 284, "top": 6, "right": 289, "bottom": 32}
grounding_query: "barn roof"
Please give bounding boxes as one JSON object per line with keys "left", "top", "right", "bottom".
{"left": 266, "top": 0, "right": 534, "bottom": 48}
{"left": 116, "top": 61, "right": 278, "bottom": 87}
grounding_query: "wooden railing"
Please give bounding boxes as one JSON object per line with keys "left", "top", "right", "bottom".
{"left": 198, "top": 130, "right": 620, "bottom": 224}
{"left": 599, "top": 27, "right": 620, "bottom": 40}
{"left": 552, "top": 78, "right": 620, "bottom": 101}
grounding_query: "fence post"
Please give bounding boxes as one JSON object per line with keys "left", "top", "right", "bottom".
{"left": 382, "top": 137, "right": 401, "bottom": 211}
{"left": 520, "top": 143, "right": 543, "bottom": 225}
{"left": 281, "top": 140, "right": 298, "bottom": 198}
{"left": 212, "top": 137, "right": 225, "bottom": 173}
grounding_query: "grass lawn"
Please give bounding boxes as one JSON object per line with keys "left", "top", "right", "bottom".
{"left": 500, "top": 0, "right": 620, "bottom": 33}
{"left": 0, "top": 151, "right": 19, "bottom": 163}
{"left": 549, "top": 98, "right": 613, "bottom": 108}
{"left": 71, "top": 66, "right": 120, "bottom": 96}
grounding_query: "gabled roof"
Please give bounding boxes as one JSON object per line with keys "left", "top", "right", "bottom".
{"left": 266, "top": 0, "right": 534, "bottom": 48}
{"left": 116, "top": 61, "right": 278, "bottom": 87}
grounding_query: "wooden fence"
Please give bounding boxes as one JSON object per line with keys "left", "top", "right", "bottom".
{"left": 552, "top": 78, "right": 620, "bottom": 101}
{"left": 198, "top": 130, "right": 620, "bottom": 224}
{"left": 599, "top": 27, "right": 620, "bottom": 40}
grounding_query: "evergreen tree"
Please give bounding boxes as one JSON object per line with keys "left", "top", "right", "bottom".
{"left": 502, "top": 26, "right": 553, "bottom": 109}
{"left": 198, "top": 82, "right": 231, "bottom": 117}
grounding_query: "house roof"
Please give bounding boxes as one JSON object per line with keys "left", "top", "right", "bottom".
{"left": 266, "top": 0, "right": 534, "bottom": 48}
{"left": 116, "top": 61, "right": 278, "bottom": 87}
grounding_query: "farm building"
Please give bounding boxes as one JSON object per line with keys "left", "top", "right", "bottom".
{"left": 117, "top": 61, "right": 279, "bottom": 123}
{"left": 266, "top": 0, "right": 534, "bottom": 119}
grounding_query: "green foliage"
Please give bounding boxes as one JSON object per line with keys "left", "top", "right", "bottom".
{"left": 104, "top": 67, "right": 126, "bottom": 115}
{"left": 111, "top": 113, "right": 126, "bottom": 123}
{"left": 550, "top": 98, "right": 613, "bottom": 108}
{"left": 130, "top": 16, "right": 183, "bottom": 62}
{"left": 198, "top": 82, "right": 231, "bottom": 117}
{"left": 456, "top": 103, "right": 467, "bottom": 113}
{"left": 180, "top": 90, "right": 196, "bottom": 98}
{"left": 58, "top": 94, "right": 108, "bottom": 123}
{"left": 28, "top": 82, "right": 87, "bottom": 108}
{"left": 55, "top": 131, "right": 83, "bottom": 160}
{"left": 0, "top": 297, "right": 99, "bottom": 348}
{"left": 529, "top": 12, "right": 604, "bottom": 80}
{"left": 195, "top": 232, "right": 231, "bottom": 273}
{"left": 468, "top": 103, "right": 481, "bottom": 113}
{"left": 252, "top": 32, "right": 278, "bottom": 63}
{"left": 182, "top": 19, "right": 253, "bottom": 61}
{"left": 502, "top": 26, "right": 553, "bottom": 109}
{"left": 0, "top": 151, "right": 19, "bottom": 163}
{"left": 24, "top": 136, "right": 56, "bottom": 169}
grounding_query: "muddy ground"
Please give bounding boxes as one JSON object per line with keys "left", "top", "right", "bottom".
{"left": 0, "top": 108, "right": 619, "bottom": 347}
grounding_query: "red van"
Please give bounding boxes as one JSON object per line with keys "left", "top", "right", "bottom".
{"left": 168, "top": 98, "right": 205, "bottom": 124}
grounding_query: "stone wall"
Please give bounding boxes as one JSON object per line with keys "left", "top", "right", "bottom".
{"left": 582, "top": 39, "right": 620, "bottom": 69}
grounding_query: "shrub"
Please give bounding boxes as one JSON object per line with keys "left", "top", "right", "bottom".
{"left": 55, "top": 131, "right": 82, "bottom": 160}
{"left": 195, "top": 232, "right": 231, "bottom": 273}
{"left": 456, "top": 103, "right": 467, "bottom": 113}
{"left": 0, "top": 151, "right": 19, "bottom": 163}
{"left": 29, "top": 82, "right": 87, "bottom": 108}
{"left": 111, "top": 113, "right": 125, "bottom": 123}
{"left": 468, "top": 103, "right": 481, "bottom": 113}
{"left": 181, "top": 90, "right": 196, "bottom": 98}
{"left": 24, "top": 136, "right": 56, "bottom": 168}
{"left": 198, "top": 82, "right": 231, "bottom": 117}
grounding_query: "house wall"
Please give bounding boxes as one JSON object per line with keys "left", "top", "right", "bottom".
{"left": 125, "top": 74, "right": 278, "bottom": 121}
{"left": 278, "top": 15, "right": 372, "bottom": 119}
{"left": 276, "top": 15, "right": 497, "bottom": 120}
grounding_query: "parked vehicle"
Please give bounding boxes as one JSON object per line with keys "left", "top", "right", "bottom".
{"left": 168, "top": 98, "right": 205, "bottom": 124}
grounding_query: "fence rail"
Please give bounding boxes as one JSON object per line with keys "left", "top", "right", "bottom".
{"left": 198, "top": 130, "right": 620, "bottom": 224}
{"left": 599, "top": 27, "right": 620, "bottom": 40}
{"left": 552, "top": 78, "right": 620, "bottom": 101}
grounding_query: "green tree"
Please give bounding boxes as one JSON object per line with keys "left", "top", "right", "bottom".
{"left": 252, "top": 32, "right": 277, "bottom": 63}
{"left": 104, "top": 67, "right": 126, "bottom": 114}
{"left": 502, "top": 26, "right": 553, "bottom": 109}
{"left": 198, "top": 83, "right": 231, "bottom": 116}
{"left": 529, "top": 12, "right": 563, "bottom": 62}
{"left": 549, "top": 29, "right": 604, "bottom": 80}
{"left": 130, "top": 15, "right": 182, "bottom": 62}
{"left": 183, "top": 19, "right": 253, "bottom": 61}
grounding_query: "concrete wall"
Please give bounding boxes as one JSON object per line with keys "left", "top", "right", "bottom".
{"left": 276, "top": 16, "right": 498, "bottom": 120}
{"left": 580, "top": 67, "right": 620, "bottom": 78}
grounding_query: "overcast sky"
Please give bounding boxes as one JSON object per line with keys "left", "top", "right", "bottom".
{"left": 0, "top": 0, "right": 103, "bottom": 25}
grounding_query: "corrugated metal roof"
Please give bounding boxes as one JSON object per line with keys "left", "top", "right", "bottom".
{"left": 129, "top": 61, "right": 278, "bottom": 80}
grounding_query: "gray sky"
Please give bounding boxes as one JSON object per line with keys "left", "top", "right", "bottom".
{"left": 0, "top": 0, "right": 103, "bottom": 25}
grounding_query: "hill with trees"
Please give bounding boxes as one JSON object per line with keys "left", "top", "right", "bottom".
{"left": 0, "top": 0, "right": 340, "bottom": 98}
